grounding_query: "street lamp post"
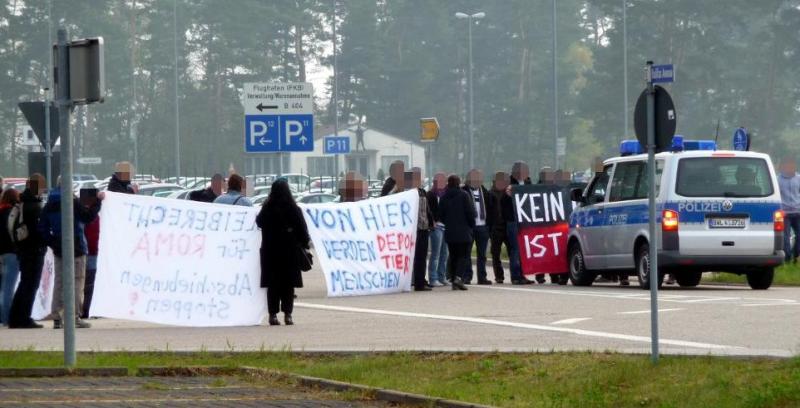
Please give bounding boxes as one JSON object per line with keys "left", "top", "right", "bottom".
{"left": 455, "top": 11, "right": 484, "bottom": 171}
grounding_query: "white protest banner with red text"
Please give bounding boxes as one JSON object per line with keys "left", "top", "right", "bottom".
{"left": 512, "top": 185, "right": 573, "bottom": 276}
{"left": 302, "top": 190, "right": 418, "bottom": 297}
{"left": 92, "top": 192, "right": 266, "bottom": 327}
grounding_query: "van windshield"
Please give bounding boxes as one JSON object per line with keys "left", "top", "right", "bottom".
{"left": 676, "top": 157, "right": 773, "bottom": 198}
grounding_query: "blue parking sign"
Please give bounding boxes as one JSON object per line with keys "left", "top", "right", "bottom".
{"left": 324, "top": 136, "right": 350, "bottom": 154}
{"left": 244, "top": 114, "right": 313, "bottom": 153}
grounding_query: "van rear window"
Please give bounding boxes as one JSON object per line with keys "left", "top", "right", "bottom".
{"left": 676, "top": 157, "right": 773, "bottom": 197}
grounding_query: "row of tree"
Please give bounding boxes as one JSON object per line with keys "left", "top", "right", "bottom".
{"left": 0, "top": 0, "right": 798, "bottom": 179}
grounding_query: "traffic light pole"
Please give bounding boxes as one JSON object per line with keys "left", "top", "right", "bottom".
{"left": 56, "top": 27, "right": 76, "bottom": 367}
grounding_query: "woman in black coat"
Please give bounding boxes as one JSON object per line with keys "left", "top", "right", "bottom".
{"left": 437, "top": 174, "right": 476, "bottom": 291}
{"left": 255, "top": 179, "right": 310, "bottom": 326}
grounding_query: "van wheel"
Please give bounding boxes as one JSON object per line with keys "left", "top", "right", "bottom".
{"left": 568, "top": 244, "right": 594, "bottom": 286}
{"left": 676, "top": 271, "right": 702, "bottom": 287}
{"left": 746, "top": 268, "right": 774, "bottom": 290}
{"left": 636, "top": 243, "right": 663, "bottom": 290}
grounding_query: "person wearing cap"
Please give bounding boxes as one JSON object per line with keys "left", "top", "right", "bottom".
{"left": 108, "top": 162, "right": 136, "bottom": 194}
{"left": 189, "top": 173, "right": 224, "bottom": 203}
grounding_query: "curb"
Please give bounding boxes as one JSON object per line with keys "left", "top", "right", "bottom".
{"left": 0, "top": 367, "right": 127, "bottom": 377}
{"left": 240, "top": 366, "right": 495, "bottom": 408}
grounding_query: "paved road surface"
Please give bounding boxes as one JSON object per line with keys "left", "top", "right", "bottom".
{"left": 1, "top": 261, "right": 798, "bottom": 357}
{"left": 0, "top": 376, "right": 390, "bottom": 407}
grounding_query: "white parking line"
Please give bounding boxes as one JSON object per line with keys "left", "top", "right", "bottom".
{"left": 550, "top": 318, "right": 592, "bottom": 325}
{"left": 618, "top": 308, "right": 685, "bottom": 315}
{"left": 474, "top": 285, "right": 799, "bottom": 306}
{"left": 296, "top": 302, "right": 740, "bottom": 350}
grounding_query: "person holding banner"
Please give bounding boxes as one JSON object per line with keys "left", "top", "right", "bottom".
{"left": 256, "top": 179, "right": 310, "bottom": 326}
{"left": 409, "top": 168, "right": 434, "bottom": 291}
{"left": 214, "top": 174, "right": 253, "bottom": 207}
{"left": 189, "top": 173, "right": 224, "bottom": 203}
{"left": 501, "top": 162, "right": 534, "bottom": 285}
{"left": 380, "top": 160, "right": 405, "bottom": 197}
{"left": 438, "top": 175, "right": 475, "bottom": 291}
{"left": 7, "top": 174, "right": 47, "bottom": 329}
{"left": 463, "top": 169, "right": 494, "bottom": 285}
{"left": 107, "top": 162, "right": 137, "bottom": 194}
{"left": 0, "top": 188, "right": 21, "bottom": 325}
{"left": 426, "top": 173, "right": 449, "bottom": 287}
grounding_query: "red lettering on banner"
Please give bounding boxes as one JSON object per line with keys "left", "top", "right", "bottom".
{"left": 516, "top": 223, "right": 569, "bottom": 275}
{"left": 130, "top": 232, "right": 207, "bottom": 262}
{"left": 376, "top": 232, "right": 415, "bottom": 274}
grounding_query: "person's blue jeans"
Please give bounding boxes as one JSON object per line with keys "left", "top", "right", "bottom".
{"left": 0, "top": 253, "right": 20, "bottom": 325}
{"left": 428, "top": 225, "right": 449, "bottom": 283}
{"left": 784, "top": 213, "right": 800, "bottom": 261}
{"left": 466, "top": 225, "right": 490, "bottom": 282}
{"left": 506, "top": 222, "right": 523, "bottom": 281}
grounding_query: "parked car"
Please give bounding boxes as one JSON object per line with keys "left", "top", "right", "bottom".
{"left": 73, "top": 174, "right": 97, "bottom": 181}
{"left": 136, "top": 183, "right": 183, "bottom": 196}
{"left": 165, "top": 189, "right": 193, "bottom": 200}
{"left": 298, "top": 193, "right": 339, "bottom": 204}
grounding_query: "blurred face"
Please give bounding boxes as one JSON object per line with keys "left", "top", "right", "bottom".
{"left": 390, "top": 161, "right": 405, "bottom": 181}
{"left": 433, "top": 173, "right": 447, "bottom": 190}
{"left": 781, "top": 159, "right": 797, "bottom": 177}
{"left": 467, "top": 169, "right": 483, "bottom": 188}
{"left": 493, "top": 172, "right": 509, "bottom": 191}
{"left": 412, "top": 169, "right": 422, "bottom": 189}
{"left": 211, "top": 177, "right": 224, "bottom": 195}
{"left": 512, "top": 162, "right": 530, "bottom": 181}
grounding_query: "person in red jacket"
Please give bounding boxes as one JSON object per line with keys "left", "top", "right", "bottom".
{"left": 81, "top": 217, "right": 99, "bottom": 319}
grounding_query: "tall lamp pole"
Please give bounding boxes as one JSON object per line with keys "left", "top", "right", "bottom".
{"left": 455, "top": 11, "right": 484, "bottom": 171}
{"left": 622, "top": 0, "right": 629, "bottom": 142}
{"left": 173, "top": 0, "right": 181, "bottom": 178}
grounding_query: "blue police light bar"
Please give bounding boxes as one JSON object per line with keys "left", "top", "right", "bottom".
{"left": 671, "top": 135, "right": 684, "bottom": 152}
{"left": 683, "top": 140, "right": 717, "bottom": 151}
{"left": 620, "top": 140, "right": 643, "bottom": 156}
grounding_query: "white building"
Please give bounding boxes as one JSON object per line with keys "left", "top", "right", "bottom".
{"left": 287, "top": 125, "right": 427, "bottom": 179}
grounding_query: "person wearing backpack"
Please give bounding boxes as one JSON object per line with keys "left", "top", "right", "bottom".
{"left": 0, "top": 188, "right": 21, "bottom": 325}
{"left": 39, "top": 179, "right": 102, "bottom": 329}
{"left": 7, "top": 174, "right": 47, "bottom": 329}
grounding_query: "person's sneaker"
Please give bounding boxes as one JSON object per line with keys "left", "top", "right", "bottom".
{"left": 268, "top": 315, "right": 280, "bottom": 326}
{"left": 620, "top": 279, "right": 630, "bottom": 286}
{"left": 477, "top": 280, "right": 493, "bottom": 285}
{"left": 53, "top": 319, "right": 62, "bottom": 329}
{"left": 10, "top": 321, "right": 43, "bottom": 329}
{"left": 495, "top": 279, "right": 504, "bottom": 284}
{"left": 284, "top": 314, "right": 294, "bottom": 326}
{"left": 665, "top": 275, "right": 676, "bottom": 285}
{"left": 430, "top": 281, "right": 444, "bottom": 287}
{"left": 75, "top": 319, "right": 91, "bottom": 329}
{"left": 415, "top": 286, "right": 432, "bottom": 292}
{"left": 439, "top": 279, "right": 450, "bottom": 285}
{"left": 451, "top": 278, "right": 468, "bottom": 291}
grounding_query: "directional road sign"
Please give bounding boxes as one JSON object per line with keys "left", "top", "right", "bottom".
{"left": 324, "top": 136, "right": 350, "bottom": 154}
{"left": 733, "top": 127, "right": 750, "bottom": 151}
{"left": 243, "top": 82, "right": 314, "bottom": 153}
{"left": 650, "top": 64, "right": 675, "bottom": 84}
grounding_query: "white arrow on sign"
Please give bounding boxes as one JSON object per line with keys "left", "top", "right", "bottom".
{"left": 259, "top": 138, "right": 271, "bottom": 146}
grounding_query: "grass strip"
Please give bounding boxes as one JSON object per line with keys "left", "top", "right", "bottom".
{"left": 704, "top": 263, "right": 800, "bottom": 286}
{"left": 0, "top": 351, "right": 798, "bottom": 407}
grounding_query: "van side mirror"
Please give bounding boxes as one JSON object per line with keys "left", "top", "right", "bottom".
{"left": 570, "top": 187, "right": 584, "bottom": 203}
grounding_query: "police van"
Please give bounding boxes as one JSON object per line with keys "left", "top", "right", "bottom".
{"left": 567, "top": 139, "right": 784, "bottom": 290}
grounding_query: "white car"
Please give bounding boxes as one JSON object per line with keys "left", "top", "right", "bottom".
{"left": 136, "top": 183, "right": 183, "bottom": 197}
{"left": 568, "top": 139, "right": 784, "bottom": 290}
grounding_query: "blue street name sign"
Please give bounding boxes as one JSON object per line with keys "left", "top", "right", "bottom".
{"left": 324, "top": 136, "right": 350, "bottom": 154}
{"left": 244, "top": 114, "right": 314, "bottom": 153}
{"left": 650, "top": 64, "right": 675, "bottom": 84}
{"left": 733, "top": 127, "right": 749, "bottom": 151}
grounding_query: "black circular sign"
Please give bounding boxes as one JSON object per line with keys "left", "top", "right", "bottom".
{"left": 634, "top": 85, "right": 677, "bottom": 152}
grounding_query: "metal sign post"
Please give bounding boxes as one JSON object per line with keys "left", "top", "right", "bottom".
{"left": 645, "top": 60, "right": 659, "bottom": 364}
{"left": 56, "top": 27, "right": 76, "bottom": 367}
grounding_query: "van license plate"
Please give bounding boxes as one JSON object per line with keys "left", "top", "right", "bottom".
{"left": 708, "top": 218, "right": 746, "bottom": 228}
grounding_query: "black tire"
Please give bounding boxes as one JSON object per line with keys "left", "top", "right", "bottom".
{"left": 568, "top": 243, "right": 594, "bottom": 286}
{"left": 746, "top": 268, "right": 774, "bottom": 290}
{"left": 676, "top": 271, "right": 702, "bottom": 287}
{"left": 636, "top": 243, "right": 663, "bottom": 290}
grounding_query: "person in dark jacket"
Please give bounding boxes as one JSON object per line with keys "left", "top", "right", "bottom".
{"left": 39, "top": 182, "right": 102, "bottom": 329}
{"left": 0, "top": 188, "right": 20, "bottom": 325}
{"left": 463, "top": 169, "right": 495, "bottom": 285}
{"left": 425, "top": 173, "right": 449, "bottom": 286}
{"left": 8, "top": 174, "right": 47, "bottom": 329}
{"left": 81, "top": 217, "right": 99, "bottom": 319}
{"left": 437, "top": 174, "right": 475, "bottom": 291}
{"left": 408, "top": 168, "right": 434, "bottom": 291}
{"left": 501, "top": 162, "right": 535, "bottom": 285}
{"left": 489, "top": 172, "right": 509, "bottom": 284}
{"left": 189, "top": 173, "right": 224, "bottom": 203}
{"left": 380, "top": 160, "right": 405, "bottom": 196}
{"left": 256, "top": 179, "right": 310, "bottom": 326}
{"left": 107, "top": 161, "right": 136, "bottom": 194}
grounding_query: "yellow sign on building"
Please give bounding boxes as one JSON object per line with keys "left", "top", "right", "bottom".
{"left": 420, "top": 117, "right": 440, "bottom": 142}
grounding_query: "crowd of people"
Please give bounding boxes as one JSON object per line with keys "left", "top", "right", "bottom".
{"left": 0, "top": 158, "right": 580, "bottom": 329}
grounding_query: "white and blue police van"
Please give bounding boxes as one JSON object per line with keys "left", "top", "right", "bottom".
{"left": 567, "top": 138, "right": 784, "bottom": 290}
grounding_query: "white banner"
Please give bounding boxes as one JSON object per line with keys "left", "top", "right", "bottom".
{"left": 30, "top": 249, "right": 54, "bottom": 321}
{"left": 301, "top": 190, "right": 419, "bottom": 297}
{"left": 91, "top": 192, "right": 266, "bottom": 327}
